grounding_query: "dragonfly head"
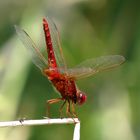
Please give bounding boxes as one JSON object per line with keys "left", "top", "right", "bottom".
{"left": 77, "top": 91, "right": 87, "bottom": 105}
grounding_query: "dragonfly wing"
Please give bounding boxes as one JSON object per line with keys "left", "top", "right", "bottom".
{"left": 15, "top": 25, "right": 48, "bottom": 70}
{"left": 46, "top": 17, "right": 67, "bottom": 70}
{"left": 66, "top": 55, "right": 125, "bottom": 79}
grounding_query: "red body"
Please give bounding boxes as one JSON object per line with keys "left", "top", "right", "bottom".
{"left": 43, "top": 18, "right": 83, "bottom": 104}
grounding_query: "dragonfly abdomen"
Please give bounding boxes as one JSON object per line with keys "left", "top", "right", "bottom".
{"left": 43, "top": 18, "right": 57, "bottom": 68}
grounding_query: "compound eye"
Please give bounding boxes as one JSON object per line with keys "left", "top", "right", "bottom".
{"left": 77, "top": 92, "right": 87, "bottom": 105}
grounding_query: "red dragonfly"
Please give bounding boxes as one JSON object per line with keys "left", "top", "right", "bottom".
{"left": 15, "top": 17, "right": 125, "bottom": 117}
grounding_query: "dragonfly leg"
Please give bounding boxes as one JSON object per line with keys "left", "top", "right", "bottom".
{"left": 66, "top": 101, "right": 77, "bottom": 122}
{"left": 71, "top": 102, "right": 77, "bottom": 118}
{"left": 66, "top": 100, "right": 74, "bottom": 118}
{"left": 46, "top": 98, "right": 62, "bottom": 118}
{"left": 59, "top": 100, "right": 66, "bottom": 118}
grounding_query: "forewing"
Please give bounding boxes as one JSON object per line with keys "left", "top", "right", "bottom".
{"left": 15, "top": 25, "right": 48, "bottom": 70}
{"left": 46, "top": 17, "right": 67, "bottom": 70}
{"left": 66, "top": 55, "right": 125, "bottom": 79}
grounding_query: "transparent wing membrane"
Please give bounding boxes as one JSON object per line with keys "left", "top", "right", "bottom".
{"left": 66, "top": 55, "right": 125, "bottom": 79}
{"left": 15, "top": 25, "right": 48, "bottom": 70}
{"left": 15, "top": 22, "right": 125, "bottom": 80}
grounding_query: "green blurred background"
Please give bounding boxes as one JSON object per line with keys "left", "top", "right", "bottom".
{"left": 0, "top": 0, "right": 140, "bottom": 140}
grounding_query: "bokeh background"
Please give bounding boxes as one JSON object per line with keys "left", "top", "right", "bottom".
{"left": 0, "top": 0, "right": 140, "bottom": 140}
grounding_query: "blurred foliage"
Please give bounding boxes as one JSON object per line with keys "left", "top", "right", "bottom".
{"left": 0, "top": 0, "right": 140, "bottom": 140}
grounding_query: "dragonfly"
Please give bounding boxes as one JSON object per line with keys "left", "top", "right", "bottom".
{"left": 15, "top": 17, "right": 125, "bottom": 117}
